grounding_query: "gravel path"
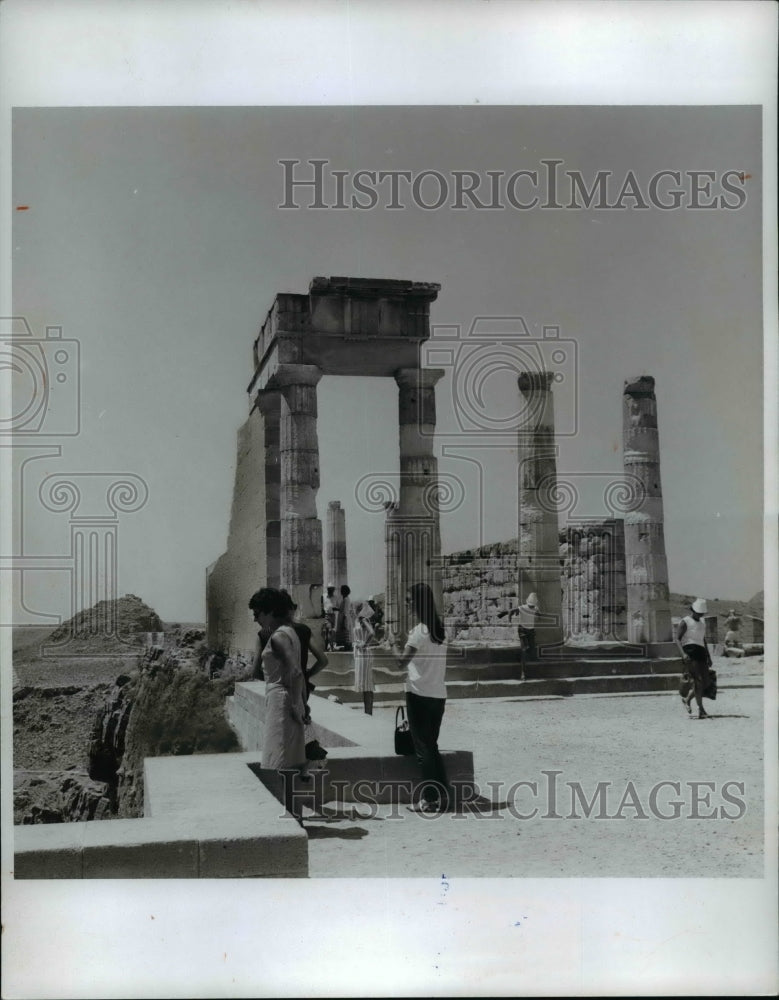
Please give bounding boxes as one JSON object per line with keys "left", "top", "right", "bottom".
{"left": 305, "top": 666, "right": 765, "bottom": 879}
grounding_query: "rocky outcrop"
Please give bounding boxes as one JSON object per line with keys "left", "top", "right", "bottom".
{"left": 14, "top": 770, "right": 112, "bottom": 825}
{"left": 86, "top": 646, "right": 241, "bottom": 819}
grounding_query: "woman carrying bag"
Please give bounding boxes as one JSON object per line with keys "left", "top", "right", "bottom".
{"left": 389, "top": 582, "right": 452, "bottom": 813}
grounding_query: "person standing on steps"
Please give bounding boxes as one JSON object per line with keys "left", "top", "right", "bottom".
{"left": 335, "top": 584, "right": 354, "bottom": 651}
{"left": 352, "top": 601, "right": 376, "bottom": 715}
{"left": 322, "top": 582, "right": 339, "bottom": 651}
{"left": 676, "top": 597, "right": 713, "bottom": 720}
{"left": 389, "top": 582, "right": 452, "bottom": 814}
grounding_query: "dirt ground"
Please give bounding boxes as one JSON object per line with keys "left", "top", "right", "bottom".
{"left": 304, "top": 655, "right": 766, "bottom": 878}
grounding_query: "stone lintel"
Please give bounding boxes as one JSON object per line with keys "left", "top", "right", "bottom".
{"left": 394, "top": 367, "right": 446, "bottom": 389}
{"left": 624, "top": 374, "right": 656, "bottom": 397}
{"left": 517, "top": 370, "right": 555, "bottom": 393}
{"left": 310, "top": 276, "right": 441, "bottom": 302}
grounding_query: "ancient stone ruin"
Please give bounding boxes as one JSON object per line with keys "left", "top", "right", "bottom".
{"left": 207, "top": 276, "right": 675, "bottom": 658}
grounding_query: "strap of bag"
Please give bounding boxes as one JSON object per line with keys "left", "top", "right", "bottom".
{"left": 395, "top": 705, "right": 406, "bottom": 728}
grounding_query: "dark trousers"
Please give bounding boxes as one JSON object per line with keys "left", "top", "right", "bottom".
{"left": 519, "top": 626, "right": 537, "bottom": 662}
{"left": 406, "top": 691, "right": 450, "bottom": 806}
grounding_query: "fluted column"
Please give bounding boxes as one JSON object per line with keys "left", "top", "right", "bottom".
{"left": 517, "top": 371, "right": 563, "bottom": 650}
{"left": 325, "top": 500, "right": 347, "bottom": 590}
{"left": 622, "top": 375, "right": 672, "bottom": 643}
{"left": 394, "top": 367, "right": 445, "bottom": 632}
{"left": 276, "top": 364, "right": 323, "bottom": 618}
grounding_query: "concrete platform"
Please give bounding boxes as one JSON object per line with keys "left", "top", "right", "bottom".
{"left": 227, "top": 681, "right": 475, "bottom": 804}
{"left": 15, "top": 752, "right": 309, "bottom": 879}
{"left": 15, "top": 681, "right": 476, "bottom": 878}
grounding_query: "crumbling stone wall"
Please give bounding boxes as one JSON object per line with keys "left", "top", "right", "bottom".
{"left": 207, "top": 409, "right": 268, "bottom": 655}
{"left": 559, "top": 520, "right": 628, "bottom": 641}
{"left": 442, "top": 519, "right": 629, "bottom": 644}
{"left": 442, "top": 540, "right": 521, "bottom": 643}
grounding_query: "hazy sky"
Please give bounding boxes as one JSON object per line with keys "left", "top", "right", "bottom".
{"left": 12, "top": 105, "right": 763, "bottom": 621}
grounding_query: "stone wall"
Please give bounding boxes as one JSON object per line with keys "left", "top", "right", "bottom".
{"left": 442, "top": 519, "right": 629, "bottom": 644}
{"left": 559, "top": 520, "right": 628, "bottom": 641}
{"left": 207, "top": 409, "right": 268, "bottom": 654}
{"left": 442, "top": 539, "right": 522, "bottom": 643}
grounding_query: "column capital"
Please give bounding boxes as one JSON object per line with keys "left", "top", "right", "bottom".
{"left": 623, "top": 374, "right": 656, "bottom": 397}
{"left": 273, "top": 363, "right": 323, "bottom": 389}
{"left": 254, "top": 387, "right": 281, "bottom": 415}
{"left": 394, "top": 367, "right": 445, "bottom": 390}
{"left": 517, "top": 371, "right": 555, "bottom": 393}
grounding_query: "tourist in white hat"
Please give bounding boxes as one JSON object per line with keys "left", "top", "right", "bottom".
{"left": 676, "top": 598, "right": 713, "bottom": 719}
{"left": 512, "top": 593, "right": 539, "bottom": 670}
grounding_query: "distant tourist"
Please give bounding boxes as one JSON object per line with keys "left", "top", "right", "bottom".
{"left": 676, "top": 597, "right": 713, "bottom": 720}
{"left": 353, "top": 602, "right": 376, "bottom": 715}
{"left": 511, "top": 592, "right": 539, "bottom": 666}
{"left": 723, "top": 628, "right": 744, "bottom": 658}
{"left": 248, "top": 587, "right": 308, "bottom": 824}
{"left": 335, "top": 584, "right": 354, "bottom": 651}
{"left": 389, "top": 582, "right": 452, "bottom": 813}
{"left": 322, "top": 583, "right": 340, "bottom": 651}
{"left": 367, "top": 594, "right": 385, "bottom": 640}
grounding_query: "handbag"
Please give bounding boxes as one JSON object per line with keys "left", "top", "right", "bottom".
{"left": 394, "top": 706, "right": 415, "bottom": 756}
{"left": 305, "top": 739, "right": 328, "bottom": 761}
{"left": 703, "top": 668, "right": 717, "bottom": 701}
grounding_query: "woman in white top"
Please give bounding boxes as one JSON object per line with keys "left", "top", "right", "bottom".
{"left": 390, "top": 582, "right": 451, "bottom": 813}
{"left": 676, "top": 597, "right": 712, "bottom": 720}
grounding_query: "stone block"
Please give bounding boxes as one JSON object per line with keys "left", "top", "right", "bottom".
{"left": 82, "top": 819, "right": 199, "bottom": 879}
{"left": 14, "top": 822, "right": 86, "bottom": 879}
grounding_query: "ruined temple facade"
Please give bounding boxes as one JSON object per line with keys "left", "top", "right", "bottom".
{"left": 207, "top": 276, "right": 443, "bottom": 653}
{"left": 207, "top": 275, "right": 674, "bottom": 657}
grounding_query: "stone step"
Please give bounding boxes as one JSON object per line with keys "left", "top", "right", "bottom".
{"left": 312, "top": 672, "right": 688, "bottom": 704}
{"left": 311, "top": 656, "right": 682, "bottom": 688}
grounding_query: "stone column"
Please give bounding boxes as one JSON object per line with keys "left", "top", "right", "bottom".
{"left": 622, "top": 375, "right": 672, "bottom": 644}
{"left": 517, "top": 371, "right": 564, "bottom": 650}
{"left": 394, "top": 367, "right": 445, "bottom": 633}
{"left": 256, "top": 389, "right": 281, "bottom": 588}
{"left": 384, "top": 501, "right": 403, "bottom": 637}
{"left": 276, "top": 364, "right": 323, "bottom": 618}
{"left": 325, "top": 500, "right": 347, "bottom": 590}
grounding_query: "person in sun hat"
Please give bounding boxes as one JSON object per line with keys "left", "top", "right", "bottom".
{"left": 676, "top": 597, "right": 713, "bottom": 719}
{"left": 514, "top": 592, "right": 539, "bottom": 665}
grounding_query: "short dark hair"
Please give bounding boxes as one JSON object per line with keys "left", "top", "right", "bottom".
{"left": 340, "top": 584, "right": 351, "bottom": 597}
{"left": 248, "top": 587, "right": 290, "bottom": 618}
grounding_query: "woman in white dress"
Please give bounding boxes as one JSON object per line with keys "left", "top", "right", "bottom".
{"left": 352, "top": 602, "right": 376, "bottom": 715}
{"left": 249, "top": 587, "right": 307, "bottom": 823}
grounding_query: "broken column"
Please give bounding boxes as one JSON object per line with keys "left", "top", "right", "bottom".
{"left": 391, "top": 367, "right": 445, "bottom": 634}
{"left": 517, "top": 371, "right": 564, "bottom": 651}
{"left": 325, "top": 500, "right": 347, "bottom": 590}
{"left": 276, "top": 363, "right": 323, "bottom": 618}
{"left": 622, "top": 375, "right": 672, "bottom": 644}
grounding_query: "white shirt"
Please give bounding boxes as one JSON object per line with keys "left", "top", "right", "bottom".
{"left": 515, "top": 603, "right": 538, "bottom": 628}
{"left": 681, "top": 615, "right": 706, "bottom": 647}
{"left": 405, "top": 623, "right": 447, "bottom": 699}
